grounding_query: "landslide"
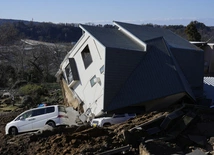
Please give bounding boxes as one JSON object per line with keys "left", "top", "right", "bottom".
{"left": 1, "top": 105, "right": 214, "bottom": 155}
{"left": 0, "top": 110, "right": 168, "bottom": 155}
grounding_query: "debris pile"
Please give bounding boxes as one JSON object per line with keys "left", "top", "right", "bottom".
{"left": 0, "top": 104, "right": 214, "bottom": 154}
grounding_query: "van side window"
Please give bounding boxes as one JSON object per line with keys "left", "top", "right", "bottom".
{"left": 113, "top": 114, "right": 125, "bottom": 118}
{"left": 23, "top": 111, "right": 32, "bottom": 118}
{"left": 16, "top": 111, "right": 32, "bottom": 120}
{"left": 32, "top": 108, "right": 45, "bottom": 116}
{"left": 46, "top": 107, "right": 55, "bottom": 113}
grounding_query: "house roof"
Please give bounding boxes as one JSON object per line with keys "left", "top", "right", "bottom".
{"left": 104, "top": 37, "right": 195, "bottom": 111}
{"left": 80, "top": 24, "right": 145, "bottom": 51}
{"left": 77, "top": 22, "right": 203, "bottom": 113}
{"left": 104, "top": 47, "right": 146, "bottom": 111}
{"left": 114, "top": 21, "right": 200, "bottom": 50}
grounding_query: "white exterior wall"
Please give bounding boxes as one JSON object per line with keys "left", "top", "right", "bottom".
{"left": 62, "top": 32, "right": 106, "bottom": 116}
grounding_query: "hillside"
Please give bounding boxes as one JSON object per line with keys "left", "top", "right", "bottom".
{"left": 0, "top": 18, "right": 82, "bottom": 43}
{"left": 0, "top": 19, "right": 214, "bottom": 88}
{"left": 167, "top": 22, "right": 214, "bottom": 42}
{"left": 1, "top": 19, "right": 214, "bottom": 155}
{"left": 1, "top": 18, "right": 214, "bottom": 44}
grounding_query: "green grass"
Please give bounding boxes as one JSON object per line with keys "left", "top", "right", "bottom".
{"left": 0, "top": 104, "right": 18, "bottom": 112}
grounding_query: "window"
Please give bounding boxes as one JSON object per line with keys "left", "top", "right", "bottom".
{"left": 128, "top": 114, "right": 136, "bottom": 117}
{"left": 16, "top": 111, "right": 32, "bottom": 120}
{"left": 100, "top": 65, "right": 104, "bottom": 74}
{"left": 32, "top": 108, "right": 45, "bottom": 117}
{"left": 46, "top": 107, "right": 55, "bottom": 113}
{"left": 90, "top": 75, "right": 96, "bottom": 87}
{"left": 113, "top": 114, "right": 125, "bottom": 118}
{"left": 81, "top": 45, "right": 93, "bottom": 69}
{"left": 65, "top": 58, "right": 79, "bottom": 84}
{"left": 65, "top": 64, "right": 73, "bottom": 84}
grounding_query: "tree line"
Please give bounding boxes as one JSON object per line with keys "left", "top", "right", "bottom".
{"left": 0, "top": 20, "right": 82, "bottom": 45}
{"left": 146, "top": 21, "right": 214, "bottom": 42}
{"left": 1, "top": 19, "right": 213, "bottom": 45}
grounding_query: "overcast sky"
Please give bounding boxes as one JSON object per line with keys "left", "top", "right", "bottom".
{"left": 1, "top": 0, "right": 214, "bottom": 26}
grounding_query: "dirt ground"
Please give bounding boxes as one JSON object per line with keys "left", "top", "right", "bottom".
{"left": 1, "top": 105, "right": 214, "bottom": 155}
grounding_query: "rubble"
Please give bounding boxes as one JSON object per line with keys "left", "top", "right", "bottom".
{"left": 0, "top": 103, "right": 214, "bottom": 154}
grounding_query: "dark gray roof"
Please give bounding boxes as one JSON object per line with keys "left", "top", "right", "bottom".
{"left": 80, "top": 24, "right": 145, "bottom": 51}
{"left": 79, "top": 22, "right": 203, "bottom": 112}
{"left": 104, "top": 37, "right": 195, "bottom": 111}
{"left": 113, "top": 21, "right": 204, "bottom": 99}
{"left": 170, "top": 47, "right": 204, "bottom": 97}
{"left": 114, "top": 21, "right": 200, "bottom": 50}
{"left": 104, "top": 48, "right": 146, "bottom": 110}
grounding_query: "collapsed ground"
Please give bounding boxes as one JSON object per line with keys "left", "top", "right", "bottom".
{"left": 1, "top": 104, "right": 214, "bottom": 155}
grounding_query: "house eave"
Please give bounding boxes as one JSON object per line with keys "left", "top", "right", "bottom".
{"left": 113, "top": 21, "right": 147, "bottom": 51}
{"left": 79, "top": 24, "right": 106, "bottom": 49}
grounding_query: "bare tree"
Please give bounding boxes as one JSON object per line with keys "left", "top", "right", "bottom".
{"left": 0, "top": 23, "right": 18, "bottom": 46}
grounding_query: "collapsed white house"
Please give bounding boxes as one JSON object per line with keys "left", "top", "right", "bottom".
{"left": 56, "top": 21, "right": 204, "bottom": 120}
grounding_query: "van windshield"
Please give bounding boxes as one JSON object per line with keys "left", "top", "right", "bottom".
{"left": 58, "top": 106, "right": 66, "bottom": 113}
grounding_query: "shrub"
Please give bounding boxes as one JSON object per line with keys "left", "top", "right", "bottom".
{"left": 42, "top": 82, "right": 61, "bottom": 90}
{"left": 19, "top": 84, "right": 47, "bottom": 96}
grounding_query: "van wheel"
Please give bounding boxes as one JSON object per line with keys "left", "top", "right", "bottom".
{"left": 9, "top": 127, "right": 18, "bottom": 135}
{"left": 46, "top": 121, "right": 56, "bottom": 127}
{"left": 103, "top": 123, "right": 111, "bottom": 127}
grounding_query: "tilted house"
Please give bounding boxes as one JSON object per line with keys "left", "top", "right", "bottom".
{"left": 57, "top": 21, "right": 204, "bottom": 118}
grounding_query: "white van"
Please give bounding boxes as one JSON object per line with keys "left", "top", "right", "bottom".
{"left": 5, "top": 105, "right": 69, "bottom": 135}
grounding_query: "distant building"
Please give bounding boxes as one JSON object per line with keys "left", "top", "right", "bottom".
{"left": 190, "top": 41, "right": 214, "bottom": 75}
{"left": 203, "top": 77, "right": 214, "bottom": 104}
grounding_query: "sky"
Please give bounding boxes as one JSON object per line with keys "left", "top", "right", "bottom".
{"left": 1, "top": 0, "right": 214, "bottom": 26}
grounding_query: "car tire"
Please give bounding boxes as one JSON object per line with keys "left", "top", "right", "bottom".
{"left": 46, "top": 121, "right": 56, "bottom": 127}
{"left": 9, "top": 127, "right": 18, "bottom": 135}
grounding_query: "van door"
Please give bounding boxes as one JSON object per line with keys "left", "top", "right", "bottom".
{"left": 31, "top": 108, "right": 46, "bottom": 130}
{"left": 17, "top": 111, "right": 33, "bottom": 132}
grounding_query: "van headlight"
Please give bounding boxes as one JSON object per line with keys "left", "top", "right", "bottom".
{"left": 91, "top": 120, "right": 99, "bottom": 127}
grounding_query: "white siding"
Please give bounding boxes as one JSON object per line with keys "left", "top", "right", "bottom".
{"left": 64, "top": 32, "right": 106, "bottom": 116}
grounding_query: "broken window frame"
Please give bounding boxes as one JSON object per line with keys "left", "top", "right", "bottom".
{"left": 65, "top": 63, "right": 73, "bottom": 84}
{"left": 65, "top": 58, "right": 80, "bottom": 84}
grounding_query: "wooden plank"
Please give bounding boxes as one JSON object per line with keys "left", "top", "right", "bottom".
{"left": 96, "top": 145, "right": 130, "bottom": 155}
